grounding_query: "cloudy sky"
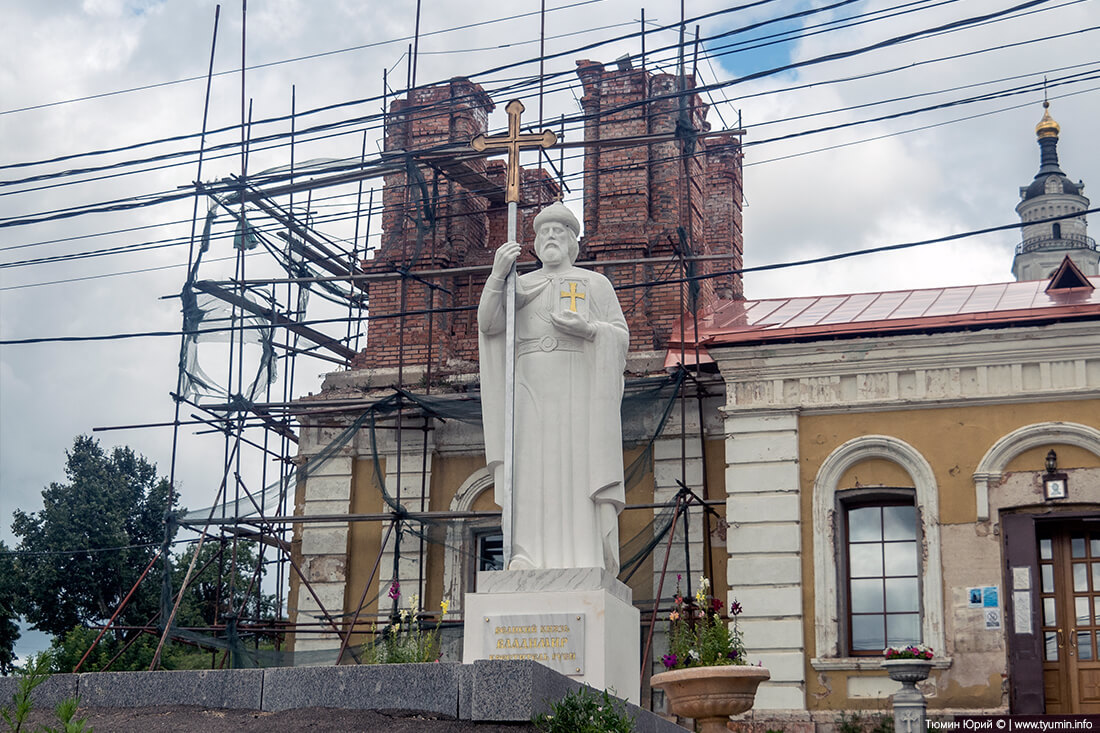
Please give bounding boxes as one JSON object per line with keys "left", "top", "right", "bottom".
{"left": 1, "top": 0, "right": 1097, "bottom": 652}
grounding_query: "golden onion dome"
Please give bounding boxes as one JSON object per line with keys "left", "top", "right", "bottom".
{"left": 1036, "top": 101, "right": 1060, "bottom": 139}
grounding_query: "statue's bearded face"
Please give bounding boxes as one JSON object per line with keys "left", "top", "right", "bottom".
{"left": 534, "top": 221, "right": 578, "bottom": 266}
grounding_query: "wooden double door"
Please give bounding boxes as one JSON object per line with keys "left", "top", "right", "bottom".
{"left": 1039, "top": 524, "right": 1100, "bottom": 712}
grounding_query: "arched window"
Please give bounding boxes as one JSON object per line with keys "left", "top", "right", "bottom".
{"left": 1053, "top": 222, "right": 1062, "bottom": 239}
{"left": 812, "top": 435, "right": 945, "bottom": 665}
{"left": 839, "top": 489, "right": 921, "bottom": 654}
{"left": 442, "top": 468, "right": 501, "bottom": 615}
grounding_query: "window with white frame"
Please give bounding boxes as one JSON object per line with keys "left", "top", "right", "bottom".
{"left": 841, "top": 492, "right": 921, "bottom": 655}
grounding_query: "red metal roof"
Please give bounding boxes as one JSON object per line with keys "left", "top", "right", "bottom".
{"left": 667, "top": 276, "right": 1100, "bottom": 350}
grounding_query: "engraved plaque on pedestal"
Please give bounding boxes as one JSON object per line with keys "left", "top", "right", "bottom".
{"left": 481, "top": 613, "right": 586, "bottom": 676}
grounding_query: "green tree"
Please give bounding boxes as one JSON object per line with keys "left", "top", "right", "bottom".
{"left": 0, "top": 541, "right": 20, "bottom": 675}
{"left": 172, "top": 540, "right": 276, "bottom": 630}
{"left": 11, "top": 436, "right": 175, "bottom": 638}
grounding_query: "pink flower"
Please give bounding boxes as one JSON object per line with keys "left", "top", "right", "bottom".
{"left": 388, "top": 581, "right": 400, "bottom": 600}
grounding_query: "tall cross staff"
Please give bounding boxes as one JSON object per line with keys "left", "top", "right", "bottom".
{"left": 471, "top": 100, "right": 556, "bottom": 568}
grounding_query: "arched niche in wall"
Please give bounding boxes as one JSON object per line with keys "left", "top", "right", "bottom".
{"left": 811, "top": 435, "right": 946, "bottom": 665}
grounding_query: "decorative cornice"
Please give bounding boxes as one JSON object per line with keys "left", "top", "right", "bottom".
{"left": 711, "top": 322, "right": 1100, "bottom": 412}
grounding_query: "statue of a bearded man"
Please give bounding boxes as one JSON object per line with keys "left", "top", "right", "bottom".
{"left": 478, "top": 201, "right": 629, "bottom": 573}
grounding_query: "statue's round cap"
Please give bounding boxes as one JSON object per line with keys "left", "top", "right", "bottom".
{"left": 533, "top": 201, "right": 580, "bottom": 237}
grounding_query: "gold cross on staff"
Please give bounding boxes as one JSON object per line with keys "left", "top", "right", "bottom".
{"left": 471, "top": 100, "right": 557, "bottom": 204}
{"left": 560, "top": 281, "right": 585, "bottom": 312}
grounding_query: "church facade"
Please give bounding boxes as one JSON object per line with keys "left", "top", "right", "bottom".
{"left": 674, "top": 105, "right": 1100, "bottom": 720}
{"left": 688, "top": 267, "right": 1100, "bottom": 719}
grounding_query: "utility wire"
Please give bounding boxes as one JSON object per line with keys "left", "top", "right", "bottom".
{"left": 6, "top": 208, "right": 1096, "bottom": 346}
{"left": 0, "top": 0, "right": 956, "bottom": 179}
{"left": 3, "top": 0, "right": 1083, "bottom": 213}
{"left": 4, "top": 61, "right": 1094, "bottom": 245}
{"left": 0, "top": 537, "right": 200, "bottom": 558}
{"left": 0, "top": 0, "right": 610, "bottom": 119}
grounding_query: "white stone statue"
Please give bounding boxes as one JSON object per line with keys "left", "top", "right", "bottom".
{"left": 478, "top": 201, "right": 629, "bottom": 573}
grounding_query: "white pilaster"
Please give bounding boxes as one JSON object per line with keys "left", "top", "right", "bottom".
{"left": 724, "top": 409, "right": 805, "bottom": 710}
{"left": 294, "top": 453, "right": 353, "bottom": 663}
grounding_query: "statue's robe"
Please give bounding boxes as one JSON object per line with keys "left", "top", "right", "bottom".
{"left": 478, "top": 265, "right": 629, "bottom": 572}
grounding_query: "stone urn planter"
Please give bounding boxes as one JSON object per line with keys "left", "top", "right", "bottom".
{"left": 650, "top": 665, "right": 770, "bottom": 733}
{"left": 882, "top": 658, "right": 933, "bottom": 685}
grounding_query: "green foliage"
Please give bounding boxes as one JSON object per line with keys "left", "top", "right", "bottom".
{"left": 38, "top": 698, "right": 92, "bottom": 733}
{"left": 361, "top": 590, "right": 446, "bottom": 665}
{"left": 46, "top": 539, "right": 278, "bottom": 673}
{"left": 0, "top": 542, "right": 20, "bottom": 676}
{"left": 837, "top": 712, "right": 864, "bottom": 733}
{"left": 171, "top": 541, "right": 276, "bottom": 631}
{"left": 361, "top": 614, "right": 441, "bottom": 664}
{"left": 361, "top": 620, "right": 438, "bottom": 664}
{"left": 1, "top": 652, "right": 92, "bottom": 733}
{"left": 532, "top": 687, "right": 635, "bottom": 733}
{"left": 661, "top": 577, "right": 747, "bottom": 670}
{"left": 1, "top": 652, "right": 48, "bottom": 732}
{"left": 48, "top": 626, "right": 158, "bottom": 674}
{"left": 47, "top": 623, "right": 248, "bottom": 674}
{"left": 11, "top": 436, "right": 176, "bottom": 638}
{"left": 836, "top": 711, "right": 894, "bottom": 733}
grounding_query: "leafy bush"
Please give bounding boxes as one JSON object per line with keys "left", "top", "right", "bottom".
{"left": 361, "top": 584, "right": 448, "bottom": 664}
{"left": 532, "top": 687, "right": 635, "bottom": 733}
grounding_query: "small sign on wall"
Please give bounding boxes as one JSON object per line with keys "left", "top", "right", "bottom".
{"left": 985, "top": 607, "right": 1002, "bottom": 629}
{"left": 966, "top": 586, "right": 1002, "bottom": 628}
{"left": 1013, "top": 590, "right": 1033, "bottom": 634}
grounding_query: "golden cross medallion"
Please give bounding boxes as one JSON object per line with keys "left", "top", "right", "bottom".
{"left": 470, "top": 100, "right": 557, "bottom": 204}
{"left": 560, "top": 281, "right": 585, "bottom": 312}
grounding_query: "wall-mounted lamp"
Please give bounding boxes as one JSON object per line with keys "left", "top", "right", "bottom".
{"left": 1043, "top": 449, "right": 1068, "bottom": 501}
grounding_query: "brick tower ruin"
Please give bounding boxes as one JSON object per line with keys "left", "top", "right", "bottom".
{"left": 575, "top": 59, "right": 744, "bottom": 353}
{"left": 353, "top": 61, "right": 743, "bottom": 377}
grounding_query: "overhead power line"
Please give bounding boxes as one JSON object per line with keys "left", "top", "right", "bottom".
{"left": 0, "top": 0, "right": 610, "bottom": 120}
{"left": 0, "top": 0, "right": 947, "bottom": 178}
{"left": 6, "top": 207, "right": 1096, "bottom": 347}
{"left": 2, "top": 0, "right": 1078, "bottom": 213}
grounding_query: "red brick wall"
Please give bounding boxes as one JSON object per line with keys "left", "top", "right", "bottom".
{"left": 574, "top": 60, "right": 743, "bottom": 352}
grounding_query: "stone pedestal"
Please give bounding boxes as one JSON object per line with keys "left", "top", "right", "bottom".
{"left": 884, "top": 660, "right": 933, "bottom": 733}
{"left": 462, "top": 567, "right": 640, "bottom": 704}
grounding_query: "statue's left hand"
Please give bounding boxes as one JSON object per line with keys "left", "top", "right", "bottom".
{"left": 550, "top": 311, "right": 597, "bottom": 340}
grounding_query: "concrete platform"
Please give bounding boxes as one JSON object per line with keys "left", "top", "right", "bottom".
{"left": 0, "top": 660, "right": 684, "bottom": 731}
